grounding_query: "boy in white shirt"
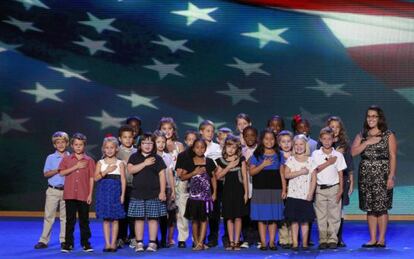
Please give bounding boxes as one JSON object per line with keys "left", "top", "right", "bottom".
{"left": 311, "top": 127, "right": 347, "bottom": 250}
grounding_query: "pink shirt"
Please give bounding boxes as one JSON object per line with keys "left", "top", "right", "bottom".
{"left": 59, "top": 154, "right": 95, "bottom": 202}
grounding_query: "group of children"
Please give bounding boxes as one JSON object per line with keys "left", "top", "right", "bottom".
{"left": 34, "top": 113, "right": 354, "bottom": 253}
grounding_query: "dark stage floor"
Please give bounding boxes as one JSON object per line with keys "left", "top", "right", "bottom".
{"left": 1, "top": 217, "right": 413, "bottom": 258}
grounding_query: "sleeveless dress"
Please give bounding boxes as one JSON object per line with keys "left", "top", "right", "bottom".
{"left": 216, "top": 157, "right": 248, "bottom": 219}
{"left": 358, "top": 130, "right": 393, "bottom": 213}
{"left": 95, "top": 159, "right": 126, "bottom": 220}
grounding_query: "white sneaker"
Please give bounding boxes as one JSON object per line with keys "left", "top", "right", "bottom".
{"left": 129, "top": 239, "right": 137, "bottom": 249}
{"left": 240, "top": 242, "right": 249, "bottom": 248}
{"left": 135, "top": 242, "right": 144, "bottom": 252}
{"left": 146, "top": 242, "right": 157, "bottom": 252}
{"left": 256, "top": 242, "right": 261, "bottom": 249}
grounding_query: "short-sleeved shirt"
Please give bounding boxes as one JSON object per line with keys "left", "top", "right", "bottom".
{"left": 250, "top": 152, "right": 285, "bottom": 190}
{"left": 308, "top": 137, "right": 318, "bottom": 153}
{"left": 316, "top": 141, "right": 354, "bottom": 176}
{"left": 44, "top": 151, "right": 69, "bottom": 187}
{"left": 285, "top": 156, "right": 313, "bottom": 200}
{"left": 117, "top": 145, "right": 137, "bottom": 186}
{"left": 182, "top": 157, "right": 216, "bottom": 200}
{"left": 311, "top": 148, "right": 347, "bottom": 185}
{"left": 205, "top": 142, "right": 222, "bottom": 162}
{"left": 59, "top": 153, "right": 95, "bottom": 202}
{"left": 128, "top": 152, "right": 166, "bottom": 200}
{"left": 175, "top": 149, "right": 191, "bottom": 171}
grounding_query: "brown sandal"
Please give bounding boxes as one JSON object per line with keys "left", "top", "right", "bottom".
{"left": 193, "top": 243, "right": 204, "bottom": 251}
{"left": 233, "top": 242, "right": 241, "bottom": 251}
{"left": 226, "top": 241, "right": 234, "bottom": 250}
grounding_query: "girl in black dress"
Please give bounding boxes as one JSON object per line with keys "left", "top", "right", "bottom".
{"left": 215, "top": 136, "right": 249, "bottom": 250}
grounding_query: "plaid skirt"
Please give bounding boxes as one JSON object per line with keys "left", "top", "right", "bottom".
{"left": 128, "top": 198, "right": 167, "bottom": 219}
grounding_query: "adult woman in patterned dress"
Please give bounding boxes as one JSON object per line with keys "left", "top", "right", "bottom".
{"left": 351, "top": 105, "right": 397, "bottom": 248}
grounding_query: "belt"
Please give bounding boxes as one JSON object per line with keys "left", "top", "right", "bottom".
{"left": 318, "top": 183, "right": 339, "bottom": 190}
{"left": 104, "top": 174, "right": 121, "bottom": 180}
{"left": 48, "top": 184, "right": 64, "bottom": 190}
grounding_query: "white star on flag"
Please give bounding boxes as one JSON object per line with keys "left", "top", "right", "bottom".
{"left": 48, "top": 64, "right": 90, "bottom": 82}
{"left": 14, "top": 0, "right": 49, "bottom": 10}
{"left": 78, "top": 12, "right": 120, "bottom": 34}
{"left": 394, "top": 88, "right": 414, "bottom": 106}
{"left": 21, "top": 82, "right": 64, "bottom": 103}
{"left": 73, "top": 36, "right": 114, "bottom": 55}
{"left": 87, "top": 110, "right": 124, "bottom": 130}
{"left": 306, "top": 79, "right": 351, "bottom": 97}
{"left": 143, "top": 58, "right": 184, "bottom": 80}
{"left": 171, "top": 2, "right": 218, "bottom": 26}
{"left": 242, "top": 23, "right": 289, "bottom": 48}
{"left": 0, "top": 112, "right": 30, "bottom": 134}
{"left": 216, "top": 82, "right": 258, "bottom": 105}
{"left": 183, "top": 116, "right": 226, "bottom": 129}
{"left": 151, "top": 35, "right": 194, "bottom": 53}
{"left": 226, "top": 57, "right": 270, "bottom": 76}
{"left": 3, "top": 16, "right": 43, "bottom": 32}
{"left": 299, "top": 107, "right": 329, "bottom": 128}
{"left": 0, "top": 41, "right": 22, "bottom": 53}
{"left": 117, "top": 91, "right": 159, "bottom": 109}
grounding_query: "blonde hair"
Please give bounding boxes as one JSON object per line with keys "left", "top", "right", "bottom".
{"left": 199, "top": 120, "right": 215, "bottom": 131}
{"left": 292, "top": 134, "right": 310, "bottom": 156}
{"left": 319, "top": 126, "right": 334, "bottom": 138}
{"left": 101, "top": 136, "right": 119, "bottom": 157}
{"left": 52, "top": 131, "right": 69, "bottom": 144}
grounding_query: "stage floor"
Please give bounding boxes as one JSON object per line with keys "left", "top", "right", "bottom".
{"left": 1, "top": 217, "right": 413, "bottom": 258}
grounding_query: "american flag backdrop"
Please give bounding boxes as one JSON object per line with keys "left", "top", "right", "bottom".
{"left": 0, "top": 0, "right": 413, "bottom": 213}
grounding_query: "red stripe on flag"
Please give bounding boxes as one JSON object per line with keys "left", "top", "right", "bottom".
{"left": 237, "top": 0, "right": 414, "bottom": 18}
{"left": 348, "top": 43, "right": 414, "bottom": 88}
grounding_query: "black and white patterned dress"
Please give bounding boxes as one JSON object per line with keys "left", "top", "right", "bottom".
{"left": 358, "top": 130, "right": 394, "bottom": 213}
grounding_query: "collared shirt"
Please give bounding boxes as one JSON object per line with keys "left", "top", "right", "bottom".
{"left": 205, "top": 142, "right": 222, "bottom": 162}
{"left": 59, "top": 153, "right": 95, "bottom": 202}
{"left": 44, "top": 151, "right": 69, "bottom": 187}
{"left": 308, "top": 137, "right": 318, "bottom": 153}
{"left": 311, "top": 148, "right": 347, "bottom": 185}
{"left": 117, "top": 145, "right": 137, "bottom": 186}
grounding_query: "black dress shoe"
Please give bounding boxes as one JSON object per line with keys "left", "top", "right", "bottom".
{"left": 376, "top": 243, "right": 386, "bottom": 248}
{"left": 207, "top": 240, "right": 218, "bottom": 248}
{"left": 362, "top": 242, "right": 377, "bottom": 248}
{"left": 269, "top": 243, "right": 278, "bottom": 251}
{"left": 34, "top": 242, "right": 48, "bottom": 249}
{"left": 337, "top": 241, "right": 346, "bottom": 247}
{"left": 259, "top": 245, "right": 268, "bottom": 251}
{"left": 103, "top": 248, "right": 111, "bottom": 252}
{"left": 318, "top": 243, "right": 328, "bottom": 250}
{"left": 178, "top": 241, "right": 186, "bottom": 248}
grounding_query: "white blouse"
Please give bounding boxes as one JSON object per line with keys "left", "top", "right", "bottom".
{"left": 285, "top": 156, "right": 313, "bottom": 200}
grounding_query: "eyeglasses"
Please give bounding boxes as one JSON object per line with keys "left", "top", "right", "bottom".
{"left": 141, "top": 142, "right": 154, "bottom": 145}
{"left": 366, "top": 115, "right": 379, "bottom": 119}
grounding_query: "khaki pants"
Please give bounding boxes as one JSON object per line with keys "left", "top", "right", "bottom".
{"left": 39, "top": 187, "right": 66, "bottom": 244}
{"left": 314, "top": 185, "right": 341, "bottom": 244}
{"left": 175, "top": 180, "right": 189, "bottom": 242}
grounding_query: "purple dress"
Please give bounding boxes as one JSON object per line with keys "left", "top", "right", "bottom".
{"left": 184, "top": 157, "right": 216, "bottom": 221}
